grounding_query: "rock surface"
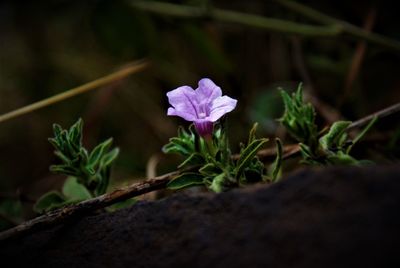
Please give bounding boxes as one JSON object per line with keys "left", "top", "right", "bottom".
{"left": 1, "top": 165, "right": 400, "bottom": 268}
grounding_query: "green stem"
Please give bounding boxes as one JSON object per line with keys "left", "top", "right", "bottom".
{"left": 273, "top": 0, "right": 400, "bottom": 51}
{"left": 131, "top": 1, "right": 342, "bottom": 37}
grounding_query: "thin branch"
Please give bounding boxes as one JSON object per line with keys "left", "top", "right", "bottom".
{"left": 273, "top": 0, "right": 400, "bottom": 51}
{"left": 0, "top": 168, "right": 192, "bottom": 242}
{"left": 348, "top": 102, "right": 400, "bottom": 130}
{"left": 0, "top": 59, "right": 149, "bottom": 124}
{"left": 131, "top": 1, "right": 341, "bottom": 37}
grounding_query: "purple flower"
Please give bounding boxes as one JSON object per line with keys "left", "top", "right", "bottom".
{"left": 167, "top": 78, "right": 237, "bottom": 137}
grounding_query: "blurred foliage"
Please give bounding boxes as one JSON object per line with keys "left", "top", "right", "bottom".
{"left": 0, "top": 0, "right": 400, "bottom": 224}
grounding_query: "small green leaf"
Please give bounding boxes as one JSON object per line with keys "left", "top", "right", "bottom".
{"left": 320, "top": 121, "right": 352, "bottom": 150}
{"left": 96, "top": 168, "right": 110, "bottom": 196}
{"left": 209, "top": 173, "right": 228, "bottom": 193}
{"left": 34, "top": 191, "right": 66, "bottom": 214}
{"left": 347, "top": 116, "right": 377, "bottom": 154}
{"left": 178, "top": 153, "right": 203, "bottom": 168}
{"left": 50, "top": 165, "right": 79, "bottom": 176}
{"left": 248, "top": 122, "right": 259, "bottom": 145}
{"left": 235, "top": 138, "right": 268, "bottom": 177}
{"left": 88, "top": 138, "right": 113, "bottom": 167}
{"left": 100, "top": 148, "right": 120, "bottom": 167}
{"left": 270, "top": 138, "right": 283, "bottom": 182}
{"left": 167, "top": 173, "right": 205, "bottom": 190}
{"left": 62, "top": 177, "right": 92, "bottom": 201}
{"left": 199, "top": 163, "right": 222, "bottom": 176}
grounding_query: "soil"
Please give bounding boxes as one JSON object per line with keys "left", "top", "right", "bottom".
{"left": 1, "top": 165, "right": 400, "bottom": 268}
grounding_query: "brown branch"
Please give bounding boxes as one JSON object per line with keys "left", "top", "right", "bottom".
{"left": 0, "top": 169, "right": 190, "bottom": 242}
{"left": 348, "top": 102, "right": 400, "bottom": 130}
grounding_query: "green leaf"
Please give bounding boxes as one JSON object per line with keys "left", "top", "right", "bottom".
{"left": 88, "top": 138, "right": 113, "bottom": 167}
{"left": 319, "top": 121, "right": 352, "bottom": 150}
{"left": 178, "top": 153, "right": 203, "bottom": 168}
{"left": 96, "top": 168, "right": 110, "bottom": 196}
{"left": 62, "top": 177, "right": 92, "bottom": 201}
{"left": 270, "top": 138, "right": 283, "bottom": 182}
{"left": 235, "top": 138, "right": 268, "bottom": 177}
{"left": 100, "top": 147, "right": 120, "bottom": 167}
{"left": 34, "top": 191, "right": 66, "bottom": 214}
{"left": 199, "top": 163, "right": 222, "bottom": 176}
{"left": 248, "top": 122, "right": 259, "bottom": 145}
{"left": 50, "top": 165, "right": 79, "bottom": 176}
{"left": 68, "top": 118, "right": 83, "bottom": 148}
{"left": 347, "top": 116, "right": 377, "bottom": 154}
{"left": 209, "top": 173, "right": 228, "bottom": 193}
{"left": 167, "top": 173, "right": 205, "bottom": 190}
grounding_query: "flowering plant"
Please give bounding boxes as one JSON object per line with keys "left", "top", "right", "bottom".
{"left": 163, "top": 78, "right": 281, "bottom": 192}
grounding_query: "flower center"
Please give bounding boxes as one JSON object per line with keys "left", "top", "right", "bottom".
{"left": 198, "top": 112, "right": 207, "bottom": 119}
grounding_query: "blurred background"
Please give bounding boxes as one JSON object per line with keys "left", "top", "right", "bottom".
{"left": 1, "top": 0, "right": 400, "bottom": 226}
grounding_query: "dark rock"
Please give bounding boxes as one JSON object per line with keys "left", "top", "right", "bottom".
{"left": 1, "top": 165, "right": 400, "bottom": 268}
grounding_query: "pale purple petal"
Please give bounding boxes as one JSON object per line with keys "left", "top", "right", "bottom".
{"left": 208, "top": 96, "right": 238, "bottom": 122}
{"left": 167, "top": 107, "right": 197, "bottom": 121}
{"left": 196, "top": 78, "right": 222, "bottom": 104}
{"left": 166, "top": 86, "right": 199, "bottom": 120}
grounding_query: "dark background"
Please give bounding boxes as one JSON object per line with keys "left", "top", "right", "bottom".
{"left": 0, "top": 0, "right": 399, "bottom": 222}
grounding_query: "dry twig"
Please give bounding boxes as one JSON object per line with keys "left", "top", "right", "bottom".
{"left": 0, "top": 169, "right": 187, "bottom": 242}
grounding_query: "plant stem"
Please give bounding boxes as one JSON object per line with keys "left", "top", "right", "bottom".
{"left": 0, "top": 167, "right": 194, "bottom": 242}
{"left": 131, "top": 1, "right": 341, "bottom": 37}
{"left": 348, "top": 102, "right": 400, "bottom": 130}
{"left": 273, "top": 0, "right": 400, "bottom": 51}
{"left": 0, "top": 59, "right": 149, "bottom": 124}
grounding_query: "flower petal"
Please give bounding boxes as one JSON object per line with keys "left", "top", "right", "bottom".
{"left": 166, "top": 86, "right": 199, "bottom": 120}
{"left": 196, "top": 78, "right": 222, "bottom": 104}
{"left": 167, "top": 107, "right": 197, "bottom": 121}
{"left": 209, "top": 96, "right": 238, "bottom": 122}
